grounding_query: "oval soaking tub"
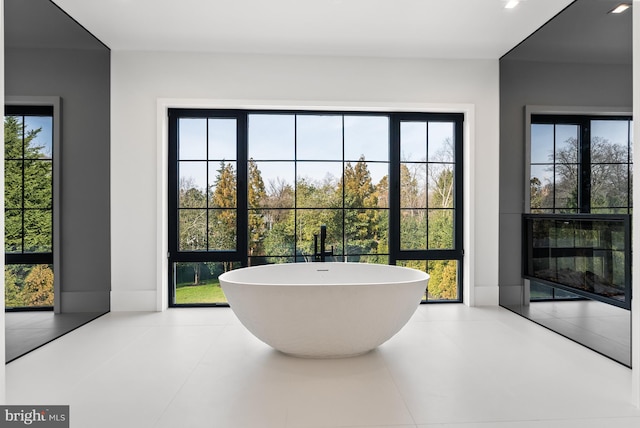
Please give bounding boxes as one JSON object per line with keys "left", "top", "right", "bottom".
{"left": 219, "top": 263, "right": 429, "bottom": 358}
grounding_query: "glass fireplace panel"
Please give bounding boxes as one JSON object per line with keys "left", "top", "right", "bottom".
{"left": 523, "top": 214, "right": 631, "bottom": 309}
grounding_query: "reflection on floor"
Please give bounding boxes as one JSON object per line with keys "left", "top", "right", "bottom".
{"left": 5, "top": 311, "right": 107, "bottom": 363}
{"left": 505, "top": 299, "right": 631, "bottom": 366}
{"left": 5, "top": 305, "right": 640, "bottom": 427}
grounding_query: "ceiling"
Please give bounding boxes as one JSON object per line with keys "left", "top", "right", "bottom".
{"left": 42, "top": 0, "right": 576, "bottom": 59}
{"left": 504, "top": 0, "right": 632, "bottom": 64}
{"left": 4, "top": 0, "right": 106, "bottom": 50}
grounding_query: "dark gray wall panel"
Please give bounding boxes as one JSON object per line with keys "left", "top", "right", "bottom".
{"left": 499, "top": 59, "right": 632, "bottom": 308}
{"left": 5, "top": 47, "right": 111, "bottom": 312}
{"left": 498, "top": 0, "right": 632, "bottom": 367}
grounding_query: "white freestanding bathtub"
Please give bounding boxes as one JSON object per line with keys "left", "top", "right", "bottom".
{"left": 219, "top": 262, "right": 429, "bottom": 358}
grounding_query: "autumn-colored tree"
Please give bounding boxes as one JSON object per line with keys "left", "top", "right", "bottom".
{"left": 343, "top": 157, "right": 377, "bottom": 208}
{"left": 211, "top": 162, "right": 237, "bottom": 208}
{"left": 340, "top": 157, "right": 382, "bottom": 256}
{"left": 530, "top": 177, "right": 552, "bottom": 212}
{"left": 427, "top": 260, "right": 458, "bottom": 300}
{"left": 248, "top": 160, "right": 267, "bottom": 263}
{"left": 210, "top": 161, "right": 237, "bottom": 271}
{"left": 376, "top": 174, "right": 389, "bottom": 209}
{"left": 23, "top": 264, "right": 54, "bottom": 306}
{"left": 172, "top": 117, "right": 466, "bottom": 303}
{"left": 426, "top": 166, "right": 457, "bottom": 299}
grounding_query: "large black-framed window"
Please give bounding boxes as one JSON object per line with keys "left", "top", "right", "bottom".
{"left": 168, "top": 109, "right": 464, "bottom": 306}
{"left": 528, "top": 114, "right": 633, "bottom": 302}
{"left": 530, "top": 114, "right": 633, "bottom": 214}
{"left": 4, "top": 105, "right": 55, "bottom": 310}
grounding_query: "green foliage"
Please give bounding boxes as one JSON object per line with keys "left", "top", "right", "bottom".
{"left": 211, "top": 161, "right": 237, "bottom": 208}
{"left": 340, "top": 157, "right": 383, "bottom": 256}
{"left": 400, "top": 163, "right": 421, "bottom": 208}
{"left": 5, "top": 115, "right": 55, "bottom": 308}
{"left": 4, "top": 265, "right": 54, "bottom": 308}
{"left": 210, "top": 161, "right": 237, "bottom": 254}
{"left": 530, "top": 177, "right": 551, "bottom": 212}
{"left": 397, "top": 157, "right": 457, "bottom": 299}
{"left": 343, "top": 157, "right": 377, "bottom": 208}
{"left": 262, "top": 210, "right": 295, "bottom": 261}
{"left": 427, "top": 260, "right": 458, "bottom": 300}
{"left": 4, "top": 267, "right": 24, "bottom": 307}
{"left": 178, "top": 161, "right": 239, "bottom": 280}
{"left": 400, "top": 210, "right": 426, "bottom": 250}
{"left": 428, "top": 210, "right": 453, "bottom": 249}
{"left": 211, "top": 161, "right": 238, "bottom": 272}
{"left": 4, "top": 116, "right": 53, "bottom": 253}
{"left": 248, "top": 160, "right": 267, "bottom": 258}
{"left": 4, "top": 116, "right": 40, "bottom": 159}
{"left": 430, "top": 167, "right": 454, "bottom": 208}
{"left": 176, "top": 149, "right": 460, "bottom": 301}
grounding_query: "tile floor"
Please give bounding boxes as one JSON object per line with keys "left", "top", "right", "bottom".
{"left": 521, "top": 299, "right": 631, "bottom": 366}
{"left": 5, "top": 311, "right": 106, "bottom": 362}
{"left": 5, "top": 304, "right": 640, "bottom": 428}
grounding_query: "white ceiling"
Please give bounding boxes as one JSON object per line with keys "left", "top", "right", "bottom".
{"left": 503, "top": 0, "right": 632, "bottom": 64}
{"left": 49, "top": 0, "right": 575, "bottom": 59}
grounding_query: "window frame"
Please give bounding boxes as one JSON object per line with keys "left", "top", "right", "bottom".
{"left": 168, "top": 108, "right": 464, "bottom": 306}
{"left": 531, "top": 114, "right": 633, "bottom": 213}
{"left": 4, "top": 97, "right": 61, "bottom": 312}
{"left": 525, "top": 108, "right": 633, "bottom": 215}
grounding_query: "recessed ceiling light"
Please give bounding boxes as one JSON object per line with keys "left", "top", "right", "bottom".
{"left": 609, "top": 3, "right": 631, "bottom": 14}
{"left": 505, "top": 0, "right": 520, "bottom": 9}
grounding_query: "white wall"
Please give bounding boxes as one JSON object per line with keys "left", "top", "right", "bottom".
{"left": 110, "top": 51, "right": 499, "bottom": 311}
{"left": 632, "top": 0, "right": 639, "bottom": 408}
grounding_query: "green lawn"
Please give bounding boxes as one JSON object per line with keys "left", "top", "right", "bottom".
{"left": 175, "top": 279, "right": 228, "bottom": 304}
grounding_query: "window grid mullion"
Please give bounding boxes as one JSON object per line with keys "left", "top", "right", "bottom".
{"left": 628, "top": 120, "right": 632, "bottom": 214}
{"left": 425, "top": 121, "right": 430, "bottom": 250}
{"left": 205, "top": 118, "right": 210, "bottom": 251}
{"left": 293, "top": 115, "right": 298, "bottom": 259}
{"left": 552, "top": 124, "right": 557, "bottom": 213}
{"left": 342, "top": 115, "right": 345, "bottom": 259}
{"left": 21, "top": 115, "right": 26, "bottom": 254}
{"left": 580, "top": 120, "right": 591, "bottom": 213}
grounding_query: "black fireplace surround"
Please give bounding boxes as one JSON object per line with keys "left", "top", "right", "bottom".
{"left": 522, "top": 214, "right": 631, "bottom": 310}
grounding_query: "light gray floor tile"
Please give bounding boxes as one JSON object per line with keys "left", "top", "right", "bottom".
{"left": 5, "top": 305, "right": 640, "bottom": 428}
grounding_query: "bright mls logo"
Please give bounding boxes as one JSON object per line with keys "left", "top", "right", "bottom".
{"left": 0, "top": 406, "right": 69, "bottom": 427}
